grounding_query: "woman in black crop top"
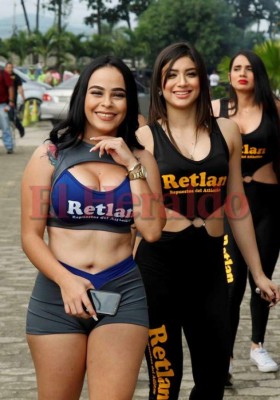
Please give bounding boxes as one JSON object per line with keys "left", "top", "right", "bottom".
{"left": 134, "top": 43, "right": 280, "bottom": 400}
{"left": 21, "top": 56, "right": 165, "bottom": 400}
{"left": 212, "top": 50, "right": 280, "bottom": 382}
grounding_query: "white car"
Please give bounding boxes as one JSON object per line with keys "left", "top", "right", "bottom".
{"left": 40, "top": 75, "right": 150, "bottom": 125}
{"left": 40, "top": 75, "right": 79, "bottom": 125}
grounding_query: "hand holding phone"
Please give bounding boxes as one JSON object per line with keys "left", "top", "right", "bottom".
{"left": 87, "top": 289, "right": 121, "bottom": 316}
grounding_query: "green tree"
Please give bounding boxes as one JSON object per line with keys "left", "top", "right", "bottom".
{"left": 254, "top": 40, "right": 280, "bottom": 91}
{"left": 135, "top": 0, "right": 243, "bottom": 68}
{"left": 105, "top": 0, "right": 152, "bottom": 29}
{"left": 226, "top": 0, "right": 280, "bottom": 38}
{"left": 42, "top": 0, "right": 73, "bottom": 69}
{"left": 29, "top": 29, "right": 58, "bottom": 66}
{"left": 83, "top": 0, "right": 152, "bottom": 33}
{"left": 63, "top": 32, "right": 88, "bottom": 67}
{"left": 84, "top": 0, "right": 112, "bottom": 34}
{"left": 6, "top": 31, "right": 31, "bottom": 65}
{"left": 83, "top": 27, "right": 115, "bottom": 58}
{"left": 0, "top": 39, "right": 10, "bottom": 60}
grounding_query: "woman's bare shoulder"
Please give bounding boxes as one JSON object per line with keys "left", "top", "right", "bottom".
{"left": 216, "top": 116, "right": 241, "bottom": 152}
{"left": 136, "top": 124, "right": 154, "bottom": 152}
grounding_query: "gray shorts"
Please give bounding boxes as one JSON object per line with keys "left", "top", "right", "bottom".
{"left": 26, "top": 266, "right": 148, "bottom": 335}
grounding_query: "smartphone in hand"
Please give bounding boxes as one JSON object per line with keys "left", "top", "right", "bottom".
{"left": 87, "top": 289, "right": 121, "bottom": 316}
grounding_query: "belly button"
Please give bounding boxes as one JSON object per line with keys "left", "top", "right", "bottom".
{"left": 192, "top": 218, "right": 206, "bottom": 228}
{"left": 243, "top": 175, "right": 253, "bottom": 183}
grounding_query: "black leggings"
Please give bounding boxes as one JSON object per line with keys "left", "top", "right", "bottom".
{"left": 135, "top": 225, "right": 230, "bottom": 400}
{"left": 224, "top": 181, "right": 280, "bottom": 357}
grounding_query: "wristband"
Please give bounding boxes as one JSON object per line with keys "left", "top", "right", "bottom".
{"left": 127, "top": 162, "right": 141, "bottom": 172}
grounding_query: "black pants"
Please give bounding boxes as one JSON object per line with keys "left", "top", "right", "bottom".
{"left": 135, "top": 225, "right": 230, "bottom": 400}
{"left": 8, "top": 107, "right": 24, "bottom": 136}
{"left": 14, "top": 114, "right": 24, "bottom": 135}
{"left": 224, "top": 181, "right": 280, "bottom": 357}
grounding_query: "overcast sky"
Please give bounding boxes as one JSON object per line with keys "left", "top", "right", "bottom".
{"left": 1, "top": 0, "right": 90, "bottom": 24}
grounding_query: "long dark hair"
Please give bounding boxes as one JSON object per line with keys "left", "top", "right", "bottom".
{"left": 149, "top": 42, "right": 213, "bottom": 132}
{"left": 228, "top": 50, "right": 280, "bottom": 181}
{"left": 48, "top": 55, "right": 143, "bottom": 151}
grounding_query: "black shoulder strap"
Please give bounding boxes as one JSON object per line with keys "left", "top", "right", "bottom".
{"left": 219, "top": 98, "right": 229, "bottom": 118}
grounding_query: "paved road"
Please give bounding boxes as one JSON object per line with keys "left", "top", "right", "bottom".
{"left": 0, "top": 122, "right": 280, "bottom": 399}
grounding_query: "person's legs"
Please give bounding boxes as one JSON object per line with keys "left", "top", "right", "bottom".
{"left": 246, "top": 183, "right": 280, "bottom": 372}
{"left": 14, "top": 113, "right": 25, "bottom": 137}
{"left": 145, "top": 297, "right": 183, "bottom": 400}
{"left": 248, "top": 183, "right": 280, "bottom": 346}
{"left": 87, "top": 323, "right": 148, "bottom": 400}
{"left": 0, "top": 104, "right": 14, "bottom": 152}
{"left": 224, "top": 216, "right": 248, "bottom": 359}
{"left": 27, "top": 333, "right": 87, "bottom": 400}
{"left": 182, "top": 228, "right": 230, "bottom": 400}
{"left": 135, "top": 235, "right": 184, "bottom": 400}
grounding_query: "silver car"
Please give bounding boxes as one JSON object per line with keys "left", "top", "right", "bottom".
{"left": 40, "top": 76, "right": 79, "bottom": 125}
{"left": 40, "top": 75, "right": 150, "bottom": 125}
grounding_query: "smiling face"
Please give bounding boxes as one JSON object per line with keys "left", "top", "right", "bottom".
{"left": 84, "top": 66, "right": 127, "bottom": 136}
{"left": 229, "top": 54, "right": 255, "bottom": 92}
{"left": 161, "top": 56, "right": 200, "bottom": 110}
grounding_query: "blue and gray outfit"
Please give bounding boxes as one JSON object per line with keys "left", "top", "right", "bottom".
{"left": 26, "top": 140, "right": 148, "bottom": 335}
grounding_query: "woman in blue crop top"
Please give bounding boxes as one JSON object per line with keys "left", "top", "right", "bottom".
{"left": 134, "top": 42, "right": 280, "bottom": 400}
{"left": 21, "top": 55, "right": 165, "bottom": 400}
{"left": 212, "top": 50, "right": 280, "bottom": 383}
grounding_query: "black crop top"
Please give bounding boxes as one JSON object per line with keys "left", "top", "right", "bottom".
{"left": 47, "top": 141, "right": 134, "bottom": 233}
{"left": 219, "top": 98, "right": 276, "bottom": 177}
{"left": 150, "top": 118, "right": 229, "bottom": 219}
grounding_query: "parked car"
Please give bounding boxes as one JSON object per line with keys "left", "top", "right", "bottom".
{"left": 40, "top": 75, "right": 150, "bottom": 126}
{"left": 0, "top": 61, "right": 52, "bottom": 120}
{"left": 40, "top": 75, "right": 79, "bottom": 125}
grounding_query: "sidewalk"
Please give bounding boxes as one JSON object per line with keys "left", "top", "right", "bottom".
{"left": 0, "top": 122, "right": 280, "bottom": 399}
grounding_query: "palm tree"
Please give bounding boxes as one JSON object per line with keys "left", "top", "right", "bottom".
{"left": 20, "top": 0, "right": 31, "bottom": 35}
{"left": 6, "top": 31, "right": 31, "bottom": 65}
{"left": 254, "top": 40, "right": 280, "bottom": 93}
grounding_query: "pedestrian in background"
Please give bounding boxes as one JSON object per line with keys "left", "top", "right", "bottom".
{"left": 5, "top": 62, "right": 25, "bottom": 138}
{"left": 27, "top": 66, "right": 36, "bottom": 81}
{"left": 134, "top": 42, "right": 280, "bottom": 400}
{"left": 209, "top": 68, "right": 220, "bottom": 88}
{"left": 0, "top": 66, "right": 15, "bottom": 153}
{"left": 212, "top": 49, "right": 280, "bottom": 383}
{"left": 21, "top": 55, "right": 165, "bottom": 399}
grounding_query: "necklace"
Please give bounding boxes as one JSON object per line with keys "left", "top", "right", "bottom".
{"left": 166, "top": 124, "right": 198, "bottom": 160}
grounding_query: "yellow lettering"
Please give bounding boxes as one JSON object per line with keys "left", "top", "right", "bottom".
{"left": 178, "top": 176, "right": 189, "bottom": 187}
{"left": 243, "top": 144, "right": 266, "bottom": 155}
{"left": 162, "top": 174, "right": 179, "bottom": 189}
{"left": 149, "top": 325, "right": 168, "bottom": 347}
{"left": 153, "top": 346, "right": 165, "bottom": 360}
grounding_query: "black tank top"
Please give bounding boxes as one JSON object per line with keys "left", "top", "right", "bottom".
{"left": 150, "top": 118, "right": 229, "bottom": 220}
{"left": 219, "top": 98, "right": 275, "bottom": 177}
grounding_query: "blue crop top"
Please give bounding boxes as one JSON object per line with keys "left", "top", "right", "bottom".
{"left": 219, "top": 98, "right": 276, "bottom": 177}
{"left": 47, "top": 141, "right": 134, "bottom": 233}
{"left": 150, "top": 118, "right": 229, "bottom": 220}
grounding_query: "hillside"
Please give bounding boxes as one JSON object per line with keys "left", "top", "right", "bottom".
{"left": 0, "top": 13, "right": 93, "bottom": 39}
